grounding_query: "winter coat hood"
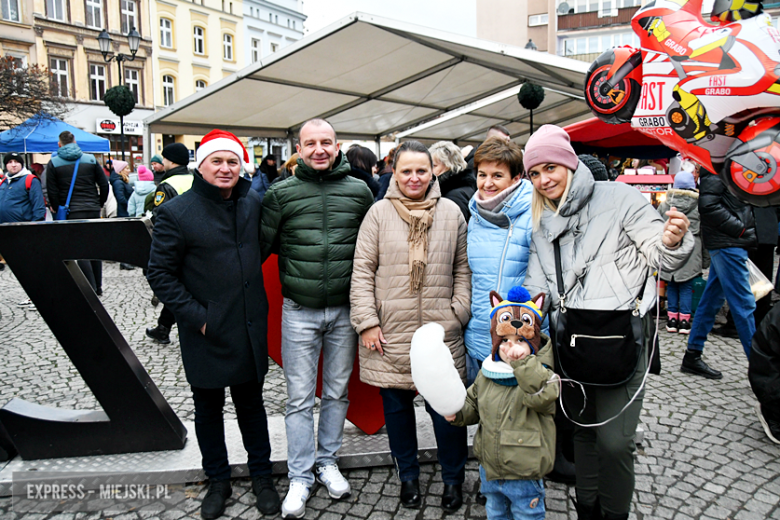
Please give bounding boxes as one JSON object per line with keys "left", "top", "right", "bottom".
{"left": 57, "top": 143, "right": 83, "bottom": 161}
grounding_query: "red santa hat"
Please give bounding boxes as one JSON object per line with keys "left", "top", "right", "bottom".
{"left": 195, "top": 129, "right": 249, "bottom": 170}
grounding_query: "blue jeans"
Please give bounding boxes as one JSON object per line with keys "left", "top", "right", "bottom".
{"left": 192, "top": 380, "right": 272, "bottom": 481}
{"left": 480, "top": 466, "right": 545, "bottom": 520}
{"left": 688, "top": 248, "right": 755, "bottom": 358}
{"left": 379, "top": 388, "right": 467, "bottom": 485}
{"left": 666, "top": 278, "right": 694, "bottom": 315}
{"left": 465, "top": 352, "right": 483, "bottom": 387}
{"left": 281, "top": 298, "right": 357, "bottom": 486}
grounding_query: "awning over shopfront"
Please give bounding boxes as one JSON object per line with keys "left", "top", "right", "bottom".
{"left": 145, "top": 12, "right": 592, "bottom": 145}
{"left": 564, "top": 118, "right": 678, "bottom": 159}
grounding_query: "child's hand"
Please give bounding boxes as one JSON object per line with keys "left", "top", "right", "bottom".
{"left": 500, "top": 342, "right": 530, "bottom": 362}
{"left": 444, "top": 414, "right": 456, "bottom": 422}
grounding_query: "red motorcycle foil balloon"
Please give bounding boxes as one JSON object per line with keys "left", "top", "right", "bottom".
{"left": 584, "top": 0, "right": 780, "bottom": 206}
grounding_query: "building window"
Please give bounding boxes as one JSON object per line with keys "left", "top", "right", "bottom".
{"left": 162, "top": 75, "right": 174, "bottom": 106}
{"left": 120, "top": 0, "right": 137, "bottom": 34}
{"left": 286, "top": 18, "right": 289, "bottom": 27}
{"left": 293, "top": 20, "right": 295, "bottom": 30}
{"left": 270, "top": 42, "right": 279, "bottom": 53}
{"left": 528, "top": 14, "right": 548, "bottom": 26}
{"left": 50, "top": 57, "right": 69, "bottom": 97}
{"left": 249, "top": 6, "right": 252, "bottom": 16}
{"left": 89, "top": 63, "right": 107, "bottom": 101}
{"left": 274, "top": 14, "right": 277, "bottom": 24}
{"left": 193, "top": 26, "right": 204, "bottom": 54}
{"left": 160, "top": 18, "right": 172, "bottom": 48}
{"left": 252, "top": 38, "right": 260, "bottom": 62}
{"left": 125, "top": 68, "right": 139, "bottom": 103}
{"left": 562, "top": 30, "right": 638, "bottom": 56}
{"left": 617, "top": 0, "right": 640, "bottom": 6}
{"left": 223, "top": 33, "right": 233, "bottom": 60}
{"left": 1, "top": 0, "right": 20, "bottom": 21}
{"left": 195, "top": 79, "right": 206, "bottom": 91}
{"left": 85, "top": 0, "right": 102, "bottom": 28}
{"left": 46, "top": 0, "right": 66, "bottom": 20}
{"left": 268, "top": 12, "right": 271, "bottom": 21}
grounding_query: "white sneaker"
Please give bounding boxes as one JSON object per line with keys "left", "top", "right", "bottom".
{"left": 315, "top": 464, "right": 351, "bottom": 499}
{"left": 281, "top": 481, "right": 311, "bottom": 519}
{"left": 17, "top": 298, "right": 33, "bottom": 308}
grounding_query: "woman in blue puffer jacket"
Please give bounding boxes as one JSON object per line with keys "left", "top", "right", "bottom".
{"left": 464, "top": 136, "right": 534, "bottom": 384}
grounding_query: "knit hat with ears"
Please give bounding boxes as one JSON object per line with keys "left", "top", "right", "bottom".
{"left": 195, "top": 129, "right": 249, "bottom": 170}
{"left": 523, "top": 124, "right": 579, "bottom": 174}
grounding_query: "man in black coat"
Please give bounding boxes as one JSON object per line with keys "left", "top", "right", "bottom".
{"left": 147, "top": 130, "right": 279, "bottom": 519}
{"left": 749, "top": 303, "right": 780, "bottom": 445}
{"left": 683, "top": 169, "right": 757, "bottom": 379}
{"left": 45, "top": 130, "right": 109, "bottom": 294}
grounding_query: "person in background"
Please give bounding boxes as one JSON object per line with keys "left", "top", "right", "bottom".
{"left": 273, "top": 153, "right": 299, "bottom": 185}
{"left": 684, "top": 167, "right": 757, "bottom": 379}
{"left": 46, "top": 131, "right": 109, "bottom": 296}
{"left": 259, "top": 154, "right": 278, "bottom": 183}
{"left": 145, "top": 142, "right": 194, "bottom": 345}
{"left": 109, "top": 159, "right": 134, "bottom": 218}
{"left": 351, "top": 140, "right": 470, "bottom": 514}
{"left": 429, "top": 141, "right": 475, "bottom": 223}
{"left": 127, "top": 165, "right": 156, "bottom": 217}
{"left": 375, "top": 147, "right": 396, "bottom": 201}
{"left": 749, "top": 207, "right": 778, "bottom": 328}
{"left": 243, "top": 161, "right": 271, "bottom": 200}
{"left": 578, "top": 154, "right": 609, "bottom": 182}
{"left": 0, "top": 153, "right": 45, "bottom": 225}
{"left": 346, "top": 146, "right": 380, "bottom": 198}
{"left": 658, "top": 172, "right": 702, "bottom": 335}
{"left": 464, "top": 125, "right": 511, "bottom": 172}
{"left": 149, "top": 155, "right": 165, "bottom": 185}
{"left": 147, "top": 130, "right": 279, "bottom": 519}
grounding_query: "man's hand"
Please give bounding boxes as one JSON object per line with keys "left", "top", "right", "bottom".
{"left": 663, "top": 207, "right": 690, "bottom": 248}
{"left": 360, "top": 326, "right": 387, "bottom": 356}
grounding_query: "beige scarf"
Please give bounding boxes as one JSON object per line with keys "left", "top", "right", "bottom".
{"left": 390, "top": 196, "right": 437, "bottom": 293}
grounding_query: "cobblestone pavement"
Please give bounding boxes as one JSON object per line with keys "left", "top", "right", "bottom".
{"left": 0, "top": 262, "right": 779, "bottom": 520}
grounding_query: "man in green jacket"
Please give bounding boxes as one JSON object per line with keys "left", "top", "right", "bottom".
{"left": 261, "top": 119, "right": 373, "bottom": 519}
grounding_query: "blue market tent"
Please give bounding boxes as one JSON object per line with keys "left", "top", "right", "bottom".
{"left": 0, "top": 113, "right": 110, "bottom": 154}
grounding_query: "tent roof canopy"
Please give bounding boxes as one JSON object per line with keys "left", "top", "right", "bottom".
{"left": 0, "top": 113, "right": 110, "bottom": 154}
{"left": 145, "top": 12, "right": 592, "bottom": 144}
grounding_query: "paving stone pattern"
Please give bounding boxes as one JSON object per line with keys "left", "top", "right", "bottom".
{"left": 0, "top": 262, "right": 778, "bottom": 520}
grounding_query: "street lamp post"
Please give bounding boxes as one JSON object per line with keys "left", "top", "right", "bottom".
{"left": 97, "top": 27, "right": 140, "bottom": 161}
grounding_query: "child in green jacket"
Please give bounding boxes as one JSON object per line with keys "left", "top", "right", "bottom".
{"left": 446, "top": 286, "right": 558, "bottom": 520}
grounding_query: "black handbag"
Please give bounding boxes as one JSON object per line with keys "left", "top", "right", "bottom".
{"left": 552, "top": 239, "right": 643, "bottom": 387}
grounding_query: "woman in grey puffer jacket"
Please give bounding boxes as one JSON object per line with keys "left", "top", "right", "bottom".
{"left": 523, "top": 125, "right": 693, "bottom": 520}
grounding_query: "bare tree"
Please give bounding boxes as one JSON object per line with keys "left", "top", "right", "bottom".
{"left": 0, "top": 56, "right": 70, "bottom": 131}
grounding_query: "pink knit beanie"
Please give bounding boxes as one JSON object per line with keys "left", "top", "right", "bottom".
{"left": 523, "top": 124, "right": 579, "bottom": 173}
{"left": 137, "top": 165, "right": 154, "bottom": 181}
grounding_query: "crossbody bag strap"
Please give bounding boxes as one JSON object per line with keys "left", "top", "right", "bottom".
{"left": 63, "top": 157, "right": 81, "bottom": 209}
{"left": 553, "top": 238, "right": 566, "bottom": 313}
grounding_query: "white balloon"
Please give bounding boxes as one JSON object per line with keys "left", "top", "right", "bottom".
{"left": 410, "top": 322, "right": 467, "bottom": 417}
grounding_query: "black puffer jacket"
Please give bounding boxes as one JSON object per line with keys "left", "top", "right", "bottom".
{"left": 698, "top": 170, "right": 756, "bottom": 250}
{"left": 749, "top": 303, "right": 780, "bottom": 408}
{"left": 438, "top": 167, "right": 476, "bottom": 223}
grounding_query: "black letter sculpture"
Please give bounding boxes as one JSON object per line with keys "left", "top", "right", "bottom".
{"left": 0, "top": 218, "right": 187, "bottom": 459}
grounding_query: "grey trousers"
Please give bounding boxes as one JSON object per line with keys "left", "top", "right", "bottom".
{"left": 562, "top": 346, "right": 647, "bottom": 516}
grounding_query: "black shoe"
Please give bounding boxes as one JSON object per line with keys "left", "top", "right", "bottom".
{"left": 146, "top": 324, "right": 171, "bottom": 344}
{"left": 441, "top": 484, "right": 462, "bottom": 513}
{"left": 252, "top": 476, "right": 281, "bottom": 515}
{"left": 151, "top": 295, "right": 160, "bottom": 308}
{"left": 0, "top": 263, "right": 5, "bottom": 271}
{"left": 681, "top": 349, "right": 722, "bottom": 379}
{"left": 712, "top": 325, "right": 739, "bottom": 338}
{"left": 677, "top": 319, "right": 691, "bottom": 335}
{"left": 201, "top": 480, "right": 232, "bottom": 520}
{"left": 400, "top": 479, "right": 421, "bottom": 509}
{"left": 602, "top": 513, "right": 628, "bottom": 520}
{"left": 119, "top": 263, "right": 135, "bottom": 270}
{"left": 95, "top": 288, "right": 103, "bottom": 296}
{"left": 666, "top": 318, "right": 678, "bottom": 333}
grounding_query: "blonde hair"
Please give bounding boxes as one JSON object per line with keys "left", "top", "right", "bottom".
{"left": 531, "top": 168, "right": 575, "bottom": 231}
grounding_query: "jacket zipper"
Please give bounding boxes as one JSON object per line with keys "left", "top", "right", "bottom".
{"left": 322, "top": 186, "right": 329, "bottom": 306}
{"left": 495, "top": 219, "right": 515, "bottom": 292}
{"left": 570, "top": 334, "right": 625, "bottom": 347}
{"left": 497, "top": 386, "right": 510, "bottom": 480}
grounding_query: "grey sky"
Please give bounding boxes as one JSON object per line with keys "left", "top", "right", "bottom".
{"left": 301, "top": 0, "right": 477, "bottom": 37}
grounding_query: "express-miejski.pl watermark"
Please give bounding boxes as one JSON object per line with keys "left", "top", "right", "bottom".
{"left": 12, "top": 471, "right": 186, "bottom": 513}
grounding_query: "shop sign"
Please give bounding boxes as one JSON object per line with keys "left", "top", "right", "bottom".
{"left": 96, "top": 118, "right": 143, "bottom": 136}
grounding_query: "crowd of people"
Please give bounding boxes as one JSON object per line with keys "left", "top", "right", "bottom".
{"left": 1, "top": 117, "right": 777, "bottom": 520}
